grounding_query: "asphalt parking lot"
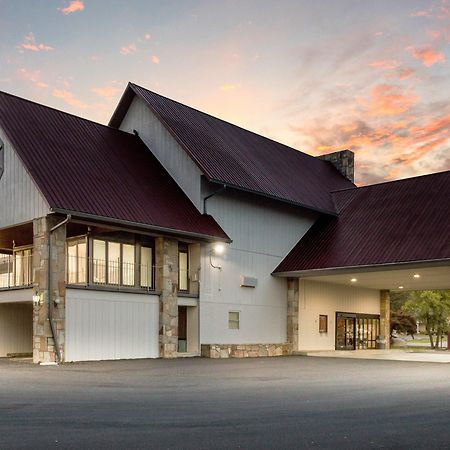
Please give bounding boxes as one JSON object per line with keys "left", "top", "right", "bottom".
{"left": 0, "top": 356, "right": 449, "bottom": 449}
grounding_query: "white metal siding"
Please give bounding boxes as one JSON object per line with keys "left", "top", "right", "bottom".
{"left": 118, "top": 96, "right": 203, "bottom": 211}
{"left": 298, "top": 279, "right": 380, "bottom": 351}
{"left": 0, "top": 128, "right": 49, "bottom": 229}
{"left": 0, "top": 302, "right": 32, "bottom": 357}
{"left": 65, "top": 289, "right": 159, "bottom": 362}
{"left": 200, "top": 193, "right": 317, "bottom": 345}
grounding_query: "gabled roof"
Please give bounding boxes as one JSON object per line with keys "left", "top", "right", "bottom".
{"left": 0, "top": 91, "right": 229, "bottom": 242}
{"left": 110, "top": 83, "right": 354, "bottom": 215}
{"left": 274, "top": 170, "right": 450, "bottom": 274}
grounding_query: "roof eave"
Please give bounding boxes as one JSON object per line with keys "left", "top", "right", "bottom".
{"left": 272, "top": 258, "right": 450, "bottom": 277}
{"left": 51, "top": 208, "right": 232, "bottom": 243}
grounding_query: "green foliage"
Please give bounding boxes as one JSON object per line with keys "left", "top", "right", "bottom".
{"left": 390, "top": 291, "right": 411, "bottom": 312}
{"left": 402, "top": 290, "right": 450, "bottom": 349}
{"left": 390, "top": 311, "right": 417, "bottom": 338}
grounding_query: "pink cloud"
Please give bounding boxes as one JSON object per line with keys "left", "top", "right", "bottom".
{"left": 91, "top": 86, "right": 120, "bottom": 100}
{"left": 407, "top": 45, "right": 446, "bottom": 66}
{"left": 368, "top": 59, "right": 400, "bottom": 70}
{"left": 360, "top": 84, "right": 419, "bottom": 116}
{"left": 17, "top": 68, "right": 48, "bottom": 89}
{"left": 120, "top": 43, "right": 137, "bottom": 55}
{"left": 59, "top": 1, "right": 85, "bottom": 14}
{"left": 19, "top": 33, "right": 53, "bottom": 52}
{"left": 52, "top": 89, "right": 89, "bottom": 109}
{"left": 151, "top": 55, "right": 160, "bottom": 64}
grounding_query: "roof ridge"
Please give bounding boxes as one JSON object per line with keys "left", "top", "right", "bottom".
{"left": 331, "top": 168, "right": 450, "bottom": 194}
{"left": 0, "top": 89, "right": 134, "bottom": 139}
{"left": 129, "top": 82, "right": 326, "bottom": 165}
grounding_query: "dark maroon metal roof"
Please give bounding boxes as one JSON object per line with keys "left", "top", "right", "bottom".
{"left": 0, "top": 91, "right": 229, "bottom": 241}
{"left": 274, "top": 170, "right": 450, "bottom": 273}
{"left": 110, "top": 83, "right": 354, "bottom": 215}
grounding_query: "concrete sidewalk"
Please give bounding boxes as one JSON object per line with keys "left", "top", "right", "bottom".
{"left": 301, "top": 349, "right": 450, "bottom": 363}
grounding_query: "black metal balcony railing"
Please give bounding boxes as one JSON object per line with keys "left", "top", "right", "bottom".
{"left": 0, "top": 254, "right": 33, "bottom": 289}
{"left": 66, "top": 255, "right": 158, "bottom": 291}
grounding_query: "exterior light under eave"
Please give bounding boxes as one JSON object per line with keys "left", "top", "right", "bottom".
{"left": 350, "top": 278, "right": 357, "bottom": 283}
{"left": 398, "top": 286, "right": 404, "bottom": 289}
{"left": 413, "top": 274, "right": 420, "bottom": 278}
{"left": 213, "top": 243, "right": 226, "bottom": 255}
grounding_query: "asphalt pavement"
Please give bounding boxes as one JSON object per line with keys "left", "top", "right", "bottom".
{"left": 0, "top": 356, "right": 449, "bottom": 449}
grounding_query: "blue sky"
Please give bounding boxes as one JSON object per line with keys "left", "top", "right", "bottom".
{"left": 1, "top": 0, "right": 449, "bottom": 184}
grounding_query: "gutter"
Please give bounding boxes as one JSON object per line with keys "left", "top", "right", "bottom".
{"left": 48, "top": 215, "right": 71, "bottom": 363}
{"left": 272, "top": 258, "right": 450, "bottom": 278}
{"left": 203, "top": 185, "right": 226, "bottom": 214}
{"left": 50, "top": 208, "right": 231, "bottom": 243}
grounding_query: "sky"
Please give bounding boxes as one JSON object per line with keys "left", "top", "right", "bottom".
{"left": 0, "top": 0, "right": 449, "bottom": 185}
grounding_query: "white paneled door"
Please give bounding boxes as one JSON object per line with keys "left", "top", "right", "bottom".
{"left": 65, "top": 289, "right": 159, "bottom": 361}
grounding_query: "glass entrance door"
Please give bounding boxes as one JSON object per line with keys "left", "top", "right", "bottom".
{"left": 336, "top": 314, "right": 355, "bottom": 350}
{"left": 336, "top": 312, "right": 380, "bottom": 350}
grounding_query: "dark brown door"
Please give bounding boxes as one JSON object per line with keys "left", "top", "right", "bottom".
{"left": 178, "top": 306, "right": 187, "bottom": 352}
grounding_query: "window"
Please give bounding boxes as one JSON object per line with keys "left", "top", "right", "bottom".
{"left": 140, "top": 246, "right": 153, "bottom": 289}
{"left": 92, "top": 239, "right": 136, "bottom": 286}
{"left": 92, "top": 239, "right": 106, "bottom": 284}
{"left": 228, "top": 311, "right": 240, "bottom": 330}
{"left": 0, "top": 137, "right": 4, "bottom": 180}
{"left": 122, "top": 244, "right": 135, "bottom": 286}
{"left": 14, "top": 248, "right": 32, "bottom": 286}
{"left": 67, "top": 238, "right": 87, "bottom": 284}
{"left": 178, "top": 245, "right": 189, "bottom": 292}
{"left": 319, "top": 315, "right": 328, "bottom": 333}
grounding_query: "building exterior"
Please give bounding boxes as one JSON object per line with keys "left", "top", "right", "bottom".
{"left": 0, "top": 84, "right": 449, "bottom": 363}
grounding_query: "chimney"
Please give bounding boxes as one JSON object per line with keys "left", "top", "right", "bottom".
{"left": 318, "top": 149, "right": 354, "bottom": 183}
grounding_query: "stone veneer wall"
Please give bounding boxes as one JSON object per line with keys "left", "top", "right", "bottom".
{"left": 380, "top": 290, "right": 391, "bottom": 349}
{"left": 318, "top": 149, "right": 354, "bottom": 183}
{"left": 201, "top": 343, "right": 292, "bottom": 358}
{"left": 287, "top": 278, "right": 299, "bottom": 352}
{"left": 32, "top": 216, "right": 66, "bottom": 363}
{"left": 155, "top": 237, "right": 179, "bottom": 358}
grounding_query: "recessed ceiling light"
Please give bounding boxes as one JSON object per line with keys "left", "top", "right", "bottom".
{"left": 398, "top": 286, "right": 404, "bottom": 289}
{"left": 413, "top": 274, "right": 420, "bottom": 278}
{"left": 350, "top": 278, "right": 357, "bottom": 282}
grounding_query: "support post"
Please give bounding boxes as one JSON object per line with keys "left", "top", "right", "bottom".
{"left": 287, "top": 278, "right": 299, "bottom": 353}
{"left": 156, "top": 237, "right": 179, "bottom": 358}
{"left": 380, "top": 289, "right": 391, "bottom": 350}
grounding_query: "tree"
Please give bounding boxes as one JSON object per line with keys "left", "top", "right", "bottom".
{"left": 390, "top": 311, "right": 417, "bottom": 338}
{"left": 402, "top": 290, "right": 450, "bottom": 349}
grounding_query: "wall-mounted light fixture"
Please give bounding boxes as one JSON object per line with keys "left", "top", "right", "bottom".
{"left": 213, "top": 243, "right": 226, "bottom": 255}
{"left": 32, "top": 292, "right": 42, "bottom": 306}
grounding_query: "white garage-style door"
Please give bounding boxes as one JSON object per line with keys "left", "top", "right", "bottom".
{"left": 66, "top": 289, "right": 159, "bottom": 362}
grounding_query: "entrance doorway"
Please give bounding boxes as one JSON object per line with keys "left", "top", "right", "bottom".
{"left": 178, "top": 306, "right": 187, "bottom": 353}
{"left": 336, "top": 312, "right": 380, "bottom": 350}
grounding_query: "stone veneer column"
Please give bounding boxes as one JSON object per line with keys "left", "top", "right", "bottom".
{"left": 155, "top": 237, "right": 179, "bottom": 358}
{"left": 380, "top": 290, "right": 391, "bottom": 350}
{"left": 287, "top": 278, "right": 299, "bottom": 352}
{"left": 32, "top": 216, "right": 66, "bottom": 363}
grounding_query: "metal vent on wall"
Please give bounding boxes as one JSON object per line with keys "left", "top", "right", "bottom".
{"left": 240, "top": 275, "right": 257, "bottom": 288}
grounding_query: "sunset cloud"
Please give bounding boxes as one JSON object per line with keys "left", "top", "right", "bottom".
{"left": 120, "top": 43, "right": 137, "bottom": 55}
{"left": 52, "top": 89, "right": 89, "bottom": 109}
{"left": 91, "top": 86, "right": 120, "bottom": 100}
{"left": 151, "top": 55, "right": 160, "bottom": 64}
{"left": 220, "top": 83, "right": 240, "bottom": 92}
{"left": 407, "top": 45, "right": 445, "bottom": 66}
{"left": 368, "top": 59, "right": 400, "bottom": 70}
{"left": 360, "top": 84, "right": 419, "bottom": 116}
{"left": 17, "top": 68, "right": 48, "bottom": 89}
{"left": 59, "top": 1, "right": 85, "bottom": 14}
{"left": 19, "top": 33, "right": 53, "bottom": 52}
